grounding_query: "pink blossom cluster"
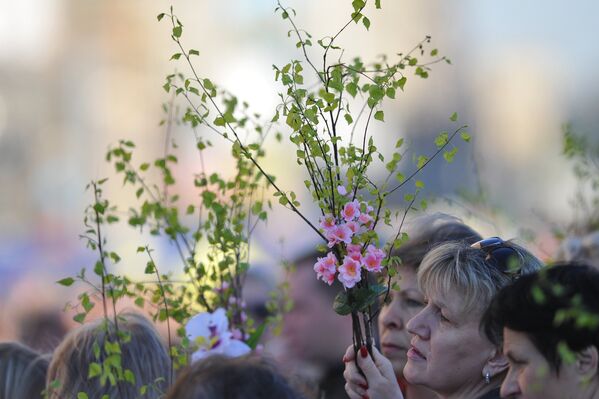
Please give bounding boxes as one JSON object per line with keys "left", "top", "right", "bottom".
{"left": 313, "top": 244, "right": 385, "bottom": 289}
{"left": 320, "top": 200, "right": 374, "bottom": 249}
{"left": 314, "top": 195, "right": 385, "bottom": 289}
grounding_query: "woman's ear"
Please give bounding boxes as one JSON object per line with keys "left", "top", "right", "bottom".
{"left": 575, "top": 345, "right": 598, "bottom": 379}
{"left": 484, "top": 348, "right": 509, "bottom": 379}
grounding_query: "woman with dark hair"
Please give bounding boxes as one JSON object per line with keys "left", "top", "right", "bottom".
{"left": 482, "top": 263, "right": 599, "bottom": 398}
{"left": 344, "top": 237, "right": 543, "bottom": 399}
{"left": 166, "top": 355, "right": 306, "bottom": 399}
{"left": 0, "top": 342, "right": 48, "bottom": 399}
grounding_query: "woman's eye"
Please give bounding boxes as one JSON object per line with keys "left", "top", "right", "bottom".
{"left": 406, "top": 298, "right": 424, "bottom": 307}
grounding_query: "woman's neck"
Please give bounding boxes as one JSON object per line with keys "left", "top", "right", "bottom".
{"left": 436, "top": 381, "right": 499, "bottom": 399}
{"left": 405, "top": 383, "right": 438, "bottom": 399}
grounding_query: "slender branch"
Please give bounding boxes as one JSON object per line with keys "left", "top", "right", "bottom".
{"left": 388, "top": 125, "right": 467, "bottom": 195}
{"left": 145, "top": 246, "right": 174, "bottom": 386}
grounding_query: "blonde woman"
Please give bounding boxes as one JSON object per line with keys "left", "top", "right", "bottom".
{"left": 344, "top": 238, "right": 543, "bottom": 399}
{"left": 46, "top": 312, "right": 170, "bottom": 398}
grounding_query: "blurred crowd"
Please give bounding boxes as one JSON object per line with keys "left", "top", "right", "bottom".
{"left": 1, "top": 213, "right": 599, "bottom": 398}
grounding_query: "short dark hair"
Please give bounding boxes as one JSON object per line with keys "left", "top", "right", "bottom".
{"left": 482, "top": 263, "right": 599, "bottom": 371}
{"left": 393, "top": 213, "right": 482, "bottom": 268}
{"left": 166, "top": 355, "right": 305, "bottom": 399}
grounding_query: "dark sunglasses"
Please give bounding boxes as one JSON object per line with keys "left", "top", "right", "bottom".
{"left": 471, "top": 237, "right": 521, "bottom": 276}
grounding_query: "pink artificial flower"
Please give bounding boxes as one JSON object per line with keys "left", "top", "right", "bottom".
{"left": 342, "top": 200, "right": 361, "bottom": 222}
{"left": 326, "top": 224, "right": 353, "bottom": 248}
{"left": 314, "top": 252, "right": 338, "bottom": 285}
{"left": 346, "top": 243, "right": 362, "bottom": 255}
{"left": 358, "top": 213, "right": 373, "bottom": 226}
{"left": 319, "top": 214, "right": 337, "bottom": 232}
{"left": 337, "top": 185, "right": 348, "bottom": 196}
{"left": 338, "top": 256, "right": 362, "bottom": 288}
{"left": 346, "top": 220, "right": 360, "bottom": 234}
{"left": 363, "top": 245, "right": 385, "bottom": 272}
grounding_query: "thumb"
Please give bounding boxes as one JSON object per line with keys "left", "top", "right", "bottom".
{"left": 356, "top": 345, "right": 384, "bottom": 383}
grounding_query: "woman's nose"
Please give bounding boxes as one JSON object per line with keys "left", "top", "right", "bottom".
{"left": 499, "top": 370, "right": 520, "bottom": 397}
{"left": 381, "top": 303, "right": 404, "bottom": 330}
{"left": 406, "top": 308, "right": 429, "bottom": 339}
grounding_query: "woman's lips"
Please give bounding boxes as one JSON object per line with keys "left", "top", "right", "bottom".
{"left": 407, "top": 345, "right": 426, "bottom": 360}
{"left": 381, "top": 342, "right": 406, "bottom": 355}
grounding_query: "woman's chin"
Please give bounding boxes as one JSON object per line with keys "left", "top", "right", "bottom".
{"left": 403, "top": 361, "right": 425, "bottom": 385}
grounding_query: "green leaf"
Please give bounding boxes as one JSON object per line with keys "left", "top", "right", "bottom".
{"left": 344, "top": 114, "right": 353, "bottom": 125}
{"left": 124, "top": 369, "right": 136, "bottom": 384}
{"left": 88, "top": 362, "right": 102, "bottom": 378}
{"left": 431, "top": 49, "right": 438, "bottom": 56}
{"left": 443, "top": 147, "right": 458, "bottom": 163}
{"left": 434, "top": 132, "right": 449, "bottom": 148}
{"left": 449, "top": 112, "right": 458, "bottom": 122}
{"left": 157, "top": 13, "right": 165, "bottom": 22}
{"left": 375, "top": 0, "right": 381, "bottom": 8}
{"left": 74, "top": 313, "right": 86, "bottom": 324}
{"left": 460, "top": 131, "right": 471, "bottom": 142}
{"left": 78, "top": 393, "right": 89, "bottom": 399}
{"left": 333, "top": 291, "right": 352, "bottom": 315}
{"left": 170, "top": 53, "right": 181, "bottom": 60}
{"left": 374, "top": 110, "right": 384, "bottom": 122}
{"left": 246, "top": 323, "right": 267, "bottom": 350}
{"left": 398, "top": 77, "right": 407, "bottom": 91}
{"left": 134, "top": 297, "right": 144, "bottom": 308}
{"left": 57, "top": 277, "right": 75, "bottom": 287}
{"left": 386, "top": 87, "right": 396, "bottom": 99}
{"left": 188, "top": 49, "right": 200, "bottom": 56}
{"left": 362, "top": 16, "right": 371, "bottom": 30}
{"left": 172, "top": 26, "right": 182, "bottom": 38}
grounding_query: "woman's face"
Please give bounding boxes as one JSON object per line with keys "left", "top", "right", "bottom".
{"left": 403, "top": 288, "right": 494, "bottom": 396}
{"left": 378, "top": 266, "right": 425, "bottom": 375}
{"left": 500, "top": 328, "right": 586, "bottom": 399}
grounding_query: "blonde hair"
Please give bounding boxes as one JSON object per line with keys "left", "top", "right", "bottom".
{"left": 0, "top": 342, "right": 48, "bottom": 399}
{"left": 418, "top": 241, "right": 544, "bottom": 316}
{"left": 47, "top": 312, "right": 169, "bottom": 398}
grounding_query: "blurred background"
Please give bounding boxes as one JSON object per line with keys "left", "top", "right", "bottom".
{"left": 0, "top": 0, "right": 597, "bottom": 364}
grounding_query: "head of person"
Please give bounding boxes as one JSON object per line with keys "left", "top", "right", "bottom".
{"left": 557, "top": 231, "right": 599, "bottom": 269}
{"left": 403, "top": 238, "right": 544, "bottom": 398}
{"left": 166, "top": 355, "right": 305, "bottom": 399}
{"left": 283, "top": 250, "right": 353, "bottom": 367}
{"left": 482, "top": 263, "right": 599, "bottom": 399}
{"left": 0, "top": 342, "right": 48, "bottom": 399}
{"left": 46, "top": 312, "right": 170, "bottom": 399}
{"left": 379, "top": 213, "right": 482, "bottom": 375}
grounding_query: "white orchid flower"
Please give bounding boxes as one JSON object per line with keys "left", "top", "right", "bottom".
{"left": 185, "top": 307, "right": 251, "bottom": 363}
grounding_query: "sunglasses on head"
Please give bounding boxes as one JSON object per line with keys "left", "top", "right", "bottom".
{"left": 471, "top": 236, "right": 521, "bottom": 276}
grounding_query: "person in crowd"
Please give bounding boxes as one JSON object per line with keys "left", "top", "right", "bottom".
{"left": 556, "top": 231, "right": 599, "bottom": 269}
{"left": 46, "top": 312, "right": 170, "bottom": 398}
{"left": 379, "top": 213, "right": 481, "bottom": 399}
{"left": 482, "top": 263, "right": 599, "bottom": 398}
{"left": 283, "top": 250, "right": 354, "bottom": 399}
{"left": 343, "top": 237, "right": 543, "bottom": 399}
{"left": 0, "top": 341, "right": 48, "bottom": 399}
{"left": 166, "top": 354, "right": 306, "bottom": 399}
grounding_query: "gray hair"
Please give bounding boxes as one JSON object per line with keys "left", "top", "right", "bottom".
{"left": 47, "top": 312, "right": 170, "bottom": 398}
{"left": 418, "top": 240, "right": 544, "bottom": 316}
{"left": 0, "top": 342, "right": 48, "bottom": 399}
